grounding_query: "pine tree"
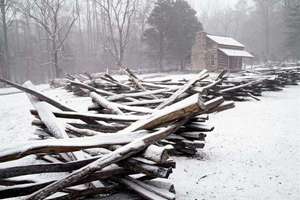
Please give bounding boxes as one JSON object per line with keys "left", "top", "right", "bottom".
{"left": 167, "top": 0, "right": 202, "bottom": 70}
{"left": 143, "top": 0, "right": 202, "bottom": 71}
{"left": 143, "top": 0, "right": 173, "bottom": 71}
{"left": 285, "top": 0, "right": 300, "bottom": 59}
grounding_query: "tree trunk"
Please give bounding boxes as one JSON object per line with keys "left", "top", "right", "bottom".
{"left": 0, "top": 0, "right": 10, "bottom": 80}
{"left": 265, "top": 7, "right": 270, "bottom": 61}
{"left": 52, "top": 39, "right": 60, "bottom": 78}
{"left": 180, "top": 58, "right": 184, "bottom": 71}
{"left": 159, "top": 31, "right": 164, "bottom": 72}
{"left": 118, "top": 47, "right": 124, "bottom": 67}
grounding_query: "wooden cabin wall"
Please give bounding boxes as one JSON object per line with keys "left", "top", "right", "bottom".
{"left": 205, "top": 40, "right": 219, "bottom": 71}
{"left": 217, "top": 44, "right": 245, "bottom": 51}
{"left": 218, "top": 51, "right": 229, "bottom": 70}
{"left": 229, "top": 57, "right": 242, "bottom": 72}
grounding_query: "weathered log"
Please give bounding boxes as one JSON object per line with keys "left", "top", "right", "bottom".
{"left": 182, "top": 140, "right": 205, "bottom": 149}
{"left": 247, "top": 92, "right": 261, "bottom": 101}
{"left": 184, "top": 123, "right": 215, "bottom": 132}
{"left": 203, "top": 96, "right": 225, "bottom": 111}
{"left": 30, "top": 109, "right": 143, "bottom": 122}
{"left": 219, "top": 80, "right": 262, "bottom": 93}
{"left": 90, "top": 92, "right": 124, "bottom": 115}
{"left": 83, "top": 147, "right": 173, "bottom": 178}
{"left": 156, "top": 70, "right": 208, "bottom": 109}
{"left": 32, "top": 119, "right": 126, "bottom": 133}
{"left": 122, "top": 159, "right": 172, "bottom": 178}
{"left": 0, "top": 78, "right": 98, "bottom": 124}
{"left": 110, "top": 144, "right": 170, "bottom": 164}
{"left": 0, "top": 166, "right": 127, "bottom": 199}
{"left": 91, "top": 93, "right": 154, "bottom": 114}
{"left": 120, "top": 93, "right": 205, "bottom": 133}
{"left": 143, "top": 179, "right": 175, "bottom": 193}
{"left": 65, "top": 124, "right": 106, "bottom": 136}
{"left": 112, "top": 102, "right": 154, "bottom": 114}
{"left": 142, "top": 145, "right": 169, "bottom": 163}
{"left": 46, "top": 185, "right": 117, "bottom": 200}
{"left": 25, "top": 125, "right": 177, "bottom": 200}
{"left": 23, "top": 81, "right": 80, "bottom": 161}
{"left": 107, "top": 88, "right": 176, "bottom": 101}
{"left": 124, "top": 99, "right": 166, "bottom": 106}
{"left": 100, "top": 75, "right": 133, "bottom": 90}
{"left": 0, "top": 156, "right": 99, "bottom": 179}
{"left": 0, "top": 78, "right": 72, "bottom": 111}
{"left": 0, "top": 179, "right": 35, "bottom": 186}
{"left": 177, "top": 131, "right": 206, "bottom": 140}
{"left": 118, "top": 176, "right": 175, "bottom": 200}
{"left": 207, "top": 101, "right": 235, "bottom": 113}
{"left": 192, "top": 78, "right": 223, "bottom": 94}
{"left": 0, "top": 156, "right": 171, "bottom": 180}
{"left": 124, "top": 67, "right": 158, "bottom": 99}
{"left": 0, "top": 131, "right": 148, "bottom": 162}
{"left": 68, "top": 80, "right": 115, "bottom": 96}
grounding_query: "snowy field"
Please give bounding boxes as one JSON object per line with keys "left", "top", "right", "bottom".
{"left": 171, "top": 86, "right": 300, "bottom": 200}
{"left": 0, "top": 84, "right": 299, "bottom": 199}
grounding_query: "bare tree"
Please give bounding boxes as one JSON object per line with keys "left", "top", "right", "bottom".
{"left": 254, "top": 0, "right": 281, "bottom": 61}
{"left": 0, "top": 0, "right": 16, "bottom": 80}
{"left": 96, "top": 0, "right": 138, "bottom": 67}
{"left": 18, "top": 0, "right": 77, "bottom": 77}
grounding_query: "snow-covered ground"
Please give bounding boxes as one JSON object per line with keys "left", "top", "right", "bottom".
{"left": 0, "top": 84, "right": 299, "bottom": 200}
{"left": 171, "top": 86, "right": 300, "bottom": 200}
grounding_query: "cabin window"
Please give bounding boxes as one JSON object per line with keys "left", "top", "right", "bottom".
{"left": 210, "top": 55, "right": 215, "bottom": 65}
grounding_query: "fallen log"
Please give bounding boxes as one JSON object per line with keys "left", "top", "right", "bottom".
{"left": 219, "top": 80, "right": 262, "bottom": 93}
{"left": 124, "top": 67, "right": 158, "bottom": 99}
{"left": 118, "top": 176, "right": 175, "bottom": 200}
{"left": 120, "top": 93, "right": 206, "bottom": 133}
{"left": 26, "top": 125, "right": 178, "bottom": 200}
{"left": 124, "top": 99, "right": 167, "bottom": 106}
{"left": 156, "top": 70, "right": 208, "bottom": 109}
{"left": 0, "top": 78, "right": 98, "bottom": 124}
{"left": 23, "top": 81, "right": 83, "bottom": 162}
{"left": 30, "top": 109, "right": 143, "bottom": 122}
{"left": 0, "top": 131, "right": 148, "bottom": 162}
{"left": 90, "top": 92, "right": 124, "bottom": 115}
{"left": 0, "top": 78, "right": 72, "bottom": 111}
{"left": 47, "top": 185, "right": 117, "bottom": 200}
{"left": 0, "top": 166, "right": 127, "bottom": 199}
{"left": 68, "top": 80, "right": 115, "bottom": 96}
{"left": 0, "top": 155, "right": 171, "bottom": 180}
{"left": 107, "top": 88, "right": 176, "bottom": 101}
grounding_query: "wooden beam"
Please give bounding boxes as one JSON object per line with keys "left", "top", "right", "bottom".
{"left": 25, "top": 125, "right": 177, "bottom": 200}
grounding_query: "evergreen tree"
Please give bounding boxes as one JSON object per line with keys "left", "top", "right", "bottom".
{"left": 285, "top": 0, "right": 300, "bottom": 59}
{"left": 143, "top": 0, "right": 202, "bottom": 71}
{"left": 143, "top": 0, "right": 173, "bottom": 71}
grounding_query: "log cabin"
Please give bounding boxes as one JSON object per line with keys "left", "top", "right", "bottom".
{"left": 192, "top": 31, "right": 254, "bottom": 72}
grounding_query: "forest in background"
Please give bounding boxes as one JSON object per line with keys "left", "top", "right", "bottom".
{"left": 0, "top": 0, "right": 300, "bottom": 83}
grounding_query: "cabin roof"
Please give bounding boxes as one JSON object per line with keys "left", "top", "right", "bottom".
{"left": 219, "top": 48, "right": 254, "bottom": 58}
{"left": 207, "top": 34, "right": 245, "bottom": 48}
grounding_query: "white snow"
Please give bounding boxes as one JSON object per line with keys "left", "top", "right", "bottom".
{"left": 0, "top": 81, "right": 299, "bottom": 200}
{"left": 219, "top": 48, "right": 254, "bottom": 58}
{"left": 170, "top": 86, "right": 300, "bottom": 200}
{"left": 207, "top": 34, "right": 245, "bottom": 48}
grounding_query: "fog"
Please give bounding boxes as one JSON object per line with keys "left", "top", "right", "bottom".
{"left": 0, "top": 0, "right": 299, "bottom": 83}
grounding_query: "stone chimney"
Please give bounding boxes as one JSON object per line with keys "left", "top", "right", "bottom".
{"left": 192, "top": 31, "right": 207, "bottom": 70}
{"left": 197, "top": 31, "right": 207, "bottom": 49}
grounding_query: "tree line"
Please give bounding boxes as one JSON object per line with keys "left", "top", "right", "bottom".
{"left": 0, "top": 0, "right": 201, "bottom": 83}
{"left": 0, "top": 0, "right": 300, "bottom": 83}
{"left": 201, "top": 0, "right": 300, "bottom": 63}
